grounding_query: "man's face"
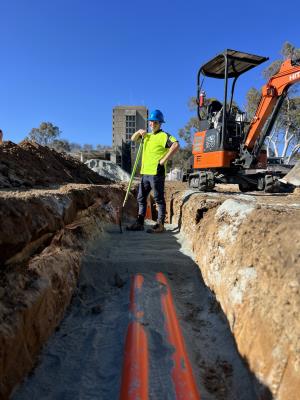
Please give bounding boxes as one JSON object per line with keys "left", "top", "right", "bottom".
{"left": 149, "top": 120, "right": 161, "bottom": 133}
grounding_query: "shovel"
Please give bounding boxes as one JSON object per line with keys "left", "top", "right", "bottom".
{"left": 117, "top": 138, "right": 144, "bottom": 233}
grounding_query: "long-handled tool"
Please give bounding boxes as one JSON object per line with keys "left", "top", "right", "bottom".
{"left": 117, "top": 138, "right": 144, "bottom": 233}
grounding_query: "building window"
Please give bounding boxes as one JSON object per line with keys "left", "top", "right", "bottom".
{"left": 126, "top": 115, "right": 136, "bottom": 122}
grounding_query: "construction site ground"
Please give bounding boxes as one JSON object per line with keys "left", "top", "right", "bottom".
{"left": 1, "top": 142, "right": 300, "bottom": 400}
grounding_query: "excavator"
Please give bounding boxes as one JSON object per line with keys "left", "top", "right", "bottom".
{"left": 188, "top": 49, "right": 300, "bottom": 192}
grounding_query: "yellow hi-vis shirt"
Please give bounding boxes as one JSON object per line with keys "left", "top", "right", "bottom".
{"left": 140, "top": 130, "right": 178, "bottom": 175}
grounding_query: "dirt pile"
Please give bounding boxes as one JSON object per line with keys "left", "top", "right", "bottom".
{"left": 0, "top": 141, "right": 111, "bottom": 188}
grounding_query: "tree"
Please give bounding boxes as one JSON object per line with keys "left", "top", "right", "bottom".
{"left": 178, "top": 116, "right": 201, "bottom": 146}
{"left": 170, "top": 146, "right": 193, "bottom": 170}
{"left": 178, "top": 96, "right": 215, "bottom": 145}
{"left": 83, "top": 144, "right": 93, "bottom": 152}
{"left": 26, "top": 122, "right": 61, "bottom": 146}
{"left": 245, "top": 42, "right": 300, "bottom": 162}
{"left": 96, "top": 144, "right": 111, "bottom": 150}
{"left": 69, "top": 142, "right": 82, "bottom": 152}
{"left": 50, "top": 139, "right": 71, "bottom": 153}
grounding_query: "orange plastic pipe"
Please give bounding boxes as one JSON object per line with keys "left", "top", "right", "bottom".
{"left": 156, "top": 272, "right": 201, "bottom": 400}
{"left": 129, "top": 274, "right": 144, "bottom": 318}
{"left": 120, "top": 275, "right": 149, "bottom": 400}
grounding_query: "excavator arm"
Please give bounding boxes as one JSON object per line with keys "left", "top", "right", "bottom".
{"left": 241, "top": 59, "right": 300, "bottom": 167}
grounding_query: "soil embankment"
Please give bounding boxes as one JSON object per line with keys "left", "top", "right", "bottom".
{"left": 0, "top": 141, "right": 111, "bottom": 189}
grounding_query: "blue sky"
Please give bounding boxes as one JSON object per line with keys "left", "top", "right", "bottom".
{"left": 1, "top": 0, "right": 300, "bottom": 147}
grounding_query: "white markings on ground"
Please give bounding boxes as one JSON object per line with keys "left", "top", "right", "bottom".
{"left": 230, "top": 267, "right": 257, "bottom": 305}
{"left": 215, "top": 199, "right": 255, "bottom": 243}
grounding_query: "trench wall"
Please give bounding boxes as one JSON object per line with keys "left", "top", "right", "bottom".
{"left": 167, "top": 190, "right": 300, "bottom": 400}
{"left": 0, "top": 184, "right": 136, "bottom": 399}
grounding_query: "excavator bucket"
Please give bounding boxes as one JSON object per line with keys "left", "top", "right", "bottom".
{"left": 280, "top": 160, "right": 300, "bottom": 187}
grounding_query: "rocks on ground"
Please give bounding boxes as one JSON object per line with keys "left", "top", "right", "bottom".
{"left": 85, "top": 159, "right": 130, "bottom": 182}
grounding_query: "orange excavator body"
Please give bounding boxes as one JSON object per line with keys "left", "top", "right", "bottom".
{"left": 192, "top": 131, "right": 237, "bottom": 169}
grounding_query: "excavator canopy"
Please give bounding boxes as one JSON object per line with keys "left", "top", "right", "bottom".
{"left": 200, "top": 49, "right": 269, "bottom": 79}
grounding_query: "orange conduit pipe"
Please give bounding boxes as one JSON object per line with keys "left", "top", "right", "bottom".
{"left": 120, "top": 274, "right": 149, "bottom": 400}
{"left": 156, "top": 272, "right": 201, "bottom": 400}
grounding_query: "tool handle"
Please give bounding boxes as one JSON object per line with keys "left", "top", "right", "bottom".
{"left": 122, "top": 138, "right": 144, "bottom": 208}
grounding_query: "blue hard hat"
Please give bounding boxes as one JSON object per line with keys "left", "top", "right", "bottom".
{"left": 148, "top": 109, "right": 165, "bottom": 123}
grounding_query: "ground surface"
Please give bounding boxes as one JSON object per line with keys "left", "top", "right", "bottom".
{"left": 12, "top": 224, "right": 263, "bottom": 400}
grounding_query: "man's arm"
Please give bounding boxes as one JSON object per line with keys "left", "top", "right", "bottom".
{"left": 159, "top": 141, "right": 179, "bottom": 165}
{"left": 131, "top": 129, "right": 147, "bottom": 142}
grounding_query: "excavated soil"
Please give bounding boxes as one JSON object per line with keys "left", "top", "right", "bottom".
{"left": 0, "top": 141, "right": 111, "bottom": 188}
{"left": 0, "top": 142, "right": 300, "bottom": 399}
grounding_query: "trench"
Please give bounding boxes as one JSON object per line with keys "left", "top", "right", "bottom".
{"left": 1, "top": 183, "right": 299, "bottom": 400}
{"left": 11, "top": 222, "right": 267, "bottom": 400}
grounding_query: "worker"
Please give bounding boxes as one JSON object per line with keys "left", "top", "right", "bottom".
{"left": 0, "top": 129, "right": 3, "bottom": 144}
{"left": 127, "top": 109, "right": 179, "bottom": 233}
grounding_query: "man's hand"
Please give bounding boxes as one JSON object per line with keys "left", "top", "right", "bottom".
{"left": 137, "top": 129, "right": 147, "bottom": 138}
{"left": 131, "top": 129, "right": 147, "bottom": 142}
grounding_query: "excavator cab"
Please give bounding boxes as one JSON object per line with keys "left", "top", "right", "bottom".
{"left": 195, "top": 49, "right": 268, "bottom": 164}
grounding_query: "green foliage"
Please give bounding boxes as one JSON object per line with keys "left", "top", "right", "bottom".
{"left": 170, "top": 146, "right": 193, "bottom": 169}
{"left": 69, "top": 142, "right": 82, "bottom": 152}
{"left": 50, "top": 139, "right": 71, "bottom": 153}
{"left": 178, "top": 96, "right": 217, "bottom": 145}
{"left": 245, "top": 87, "right": 261, "bottom": 120}
{"left": 263, "top": 42, "right": 300, "bottom": 80}
{"left": 178, "top": 116, "right": 201, "bottom": 146}
{"left": 26, "top": 122, "right": 61, "bottom": 146}
{"left": 83, "top": 144, "right": 93, "bottom": 151}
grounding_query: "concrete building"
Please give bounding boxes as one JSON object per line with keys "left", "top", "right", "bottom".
{"left": 112, "top": 106, "right": 148, "bottom": 172}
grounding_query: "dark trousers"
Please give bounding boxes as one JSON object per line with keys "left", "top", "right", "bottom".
{"left": 137, "top": 174, "right": 166, "bottom": 224}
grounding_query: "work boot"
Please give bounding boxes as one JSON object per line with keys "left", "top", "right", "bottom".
{"left": 126, "top": 215, "right": 144, "bottom": 231}
{"left": 146, "top": 222, "right": 165, "bottom": 234}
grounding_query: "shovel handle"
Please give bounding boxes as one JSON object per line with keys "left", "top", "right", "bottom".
{"left": 122, "top": 138, "right": 144, "bottom": 208}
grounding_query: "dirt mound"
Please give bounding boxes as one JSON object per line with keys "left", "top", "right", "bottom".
{"left": 0, "top": 141, "right": 111, "bottom": 188}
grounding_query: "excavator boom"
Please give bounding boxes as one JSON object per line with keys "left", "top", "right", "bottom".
{"left": 244, "top": 59, "right": 300, "bottom": 151}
